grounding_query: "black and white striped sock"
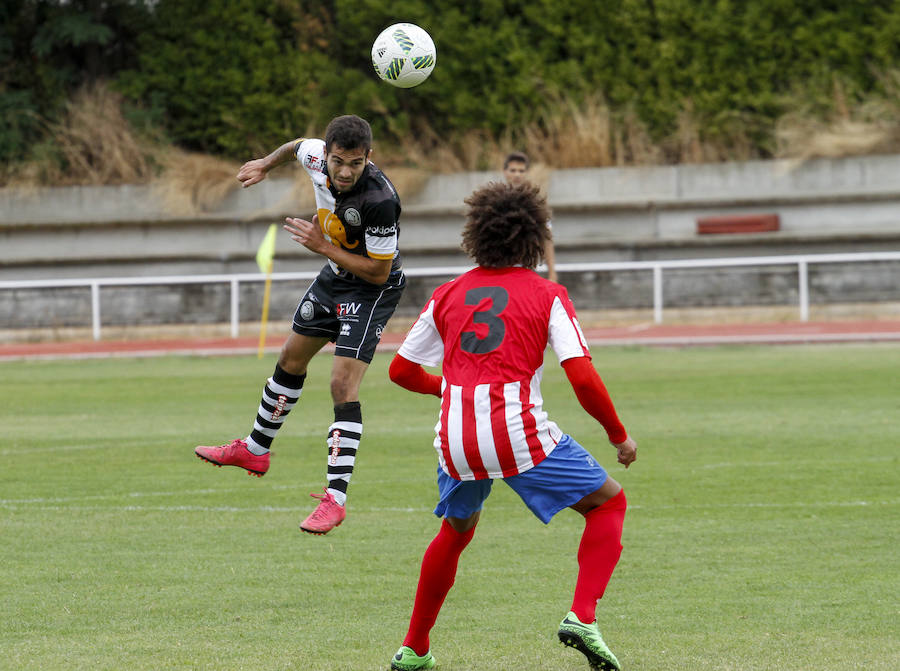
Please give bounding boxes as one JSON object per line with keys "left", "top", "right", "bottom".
{"left": 325, "top": 401, "right": 362, "bottom": 506}
{"left": 245, "top": 365, "right": 305, "bottom": 455}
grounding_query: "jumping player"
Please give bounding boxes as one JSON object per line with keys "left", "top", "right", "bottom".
{"left": 386, "top": 181, "right": 637, "bottom": 670}
{"left": 194, "top": 115, "right": 405, "bottom": 535}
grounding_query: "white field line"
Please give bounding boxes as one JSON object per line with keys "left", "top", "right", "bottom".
{"left": 2, "top": 498, "right": 896, "bottom": 514}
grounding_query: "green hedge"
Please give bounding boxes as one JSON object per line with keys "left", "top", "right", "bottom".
{"left": 4, "top": 0, "right": 900, "bottom": 165}
{"left": 1, "top": 0, "right": 153, "bottom": 165}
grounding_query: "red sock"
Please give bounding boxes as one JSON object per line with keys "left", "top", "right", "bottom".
{"left": 571, "top": 489, "right": 627, "bottom": 623}
{"left": 402, "top": 519, "right": 476, "bottom": 656}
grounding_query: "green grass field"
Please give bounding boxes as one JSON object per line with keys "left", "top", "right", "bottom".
{"left": 1, "top": 344, "right": 898, "bottom": 671}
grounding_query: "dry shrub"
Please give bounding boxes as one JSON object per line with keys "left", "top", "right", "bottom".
{"left": 41, "top": 82, "right": 162, "bottom": 185}
{"left": 672, "top": 100, "right": 730, "bottom": 164}
{"left": 513, "top": 97, "right": 672, "bottom": 169}
{"left": 777, "top": 117, "right": 894, "bottom": 162}
{"left": 375, "top": 95, "right": 664, "bottom": 178}
{"left": 152, "top": 150, "right": 241, "bottom": 215}
{"left": 668, "top": 102, "right": 763, "bottom": 164}
{"left": 15, "top": 71, "right": 900, "bottom": 197}
{"left": 776, "top": 73, "right": 900, "bottom": 162}
{"left": 616, "top": 106, "right": 664, "bottom": 166}
{"left": 520, "top": 94, "right": 618, "bottom": 168}
{"left": 374, "top": 120, "right": 490, "bottom": 174}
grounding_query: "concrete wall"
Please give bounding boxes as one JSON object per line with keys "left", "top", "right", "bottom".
{"left": 2, "top": 155, "right": 899, "bottom": 332}
{"left": 2, "top": 154, "right": 900, "bottom": 280}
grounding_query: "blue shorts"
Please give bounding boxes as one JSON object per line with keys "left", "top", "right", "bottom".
{"left": 433, "top": 434, "right": 608, "bottom": 524}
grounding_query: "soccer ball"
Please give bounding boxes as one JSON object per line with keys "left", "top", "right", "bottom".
{"left": 371, "top": 23, "right": 436, "bottom": 88}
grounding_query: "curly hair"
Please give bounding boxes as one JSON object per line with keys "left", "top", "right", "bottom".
{"left": 461, "top": 181, "right": 551, "bottom": 269}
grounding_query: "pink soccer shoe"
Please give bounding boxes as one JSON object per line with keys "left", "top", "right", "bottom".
{"left": 194, "top": 439, "right": 269, "bottom": 477}
{"left": 300, "top": 488, "right": 346, "bottom": 535}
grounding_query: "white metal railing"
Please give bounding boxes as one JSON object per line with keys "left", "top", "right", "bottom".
{"left": 1, "top": 251, "right": 898, "bottom": 340}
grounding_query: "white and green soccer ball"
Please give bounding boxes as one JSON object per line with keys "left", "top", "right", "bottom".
{"left": 371, "top": 23, "right": 436, "bottom": 88}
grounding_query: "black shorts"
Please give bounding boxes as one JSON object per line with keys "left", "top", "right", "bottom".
{"left": 291, "top": 266, "right": 406, "bottom": 364}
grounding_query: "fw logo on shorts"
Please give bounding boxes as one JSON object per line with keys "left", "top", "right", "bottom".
{"left": 337, "top": 302, "right": 361, "bottom": 316}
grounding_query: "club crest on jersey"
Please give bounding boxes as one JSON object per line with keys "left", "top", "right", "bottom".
{"left": 343, "top": 207, "right": 362, "bottom": 227}
{"left": 318, "top": 208, "right": 359, "bottom": 249}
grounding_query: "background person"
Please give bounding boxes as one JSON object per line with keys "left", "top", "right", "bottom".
{"left": 502, "top": 151, "right": 558, "bottom": 282}
{"left": 386, "top": 181, "right": 637, "bottom": 671}
{"left": 194, "top": 114, "right": 405, "bottom": 535}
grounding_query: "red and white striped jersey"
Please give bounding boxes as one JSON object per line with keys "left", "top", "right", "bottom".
{"left": 397, "top": 266, "right": 591, "bottom": 480}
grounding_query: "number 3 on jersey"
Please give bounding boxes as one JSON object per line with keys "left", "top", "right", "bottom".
{"left": 460, "top": 286, "right": 508, "bottom": 354}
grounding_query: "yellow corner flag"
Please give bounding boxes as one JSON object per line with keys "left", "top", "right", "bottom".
{"left": 255, "top": 223, "right": 278, "bottom": 274}
{"left": 256, "top": 224, "right": 277, "bottom": 358}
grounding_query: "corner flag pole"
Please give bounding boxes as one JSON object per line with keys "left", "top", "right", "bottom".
{"left": 255, "top": 224, "right": 278, "bottom": 359}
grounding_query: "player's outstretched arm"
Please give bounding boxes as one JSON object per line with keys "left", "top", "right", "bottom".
{"left": 389, "top": 354, "right": 442, "bottom": 397}
{"left": 237, "top": 139, "right": 300, "bottom": 188}
{"left": 561, "top": 356, "right": 637, "bottom": 467}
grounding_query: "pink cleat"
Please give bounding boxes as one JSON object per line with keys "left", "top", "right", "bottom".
{"left": 194, "top": 439, "right": 269, "bottom": 477}
{"left": 300, "top": 488, "right": 346, "bottom": 535}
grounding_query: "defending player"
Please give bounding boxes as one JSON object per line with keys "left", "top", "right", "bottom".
{"left": 194, "top": 115, "right": 405, "bottom": 535}
{"left": 387, "top": 181, "right": 637, "bottom": 670}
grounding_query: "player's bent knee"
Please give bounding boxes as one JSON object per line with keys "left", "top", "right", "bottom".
{"left": 572, "top": 478, "right": 624, "bottom": 515}
{"left": 446, "top": 511, "right": 480, "bottom": 533}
